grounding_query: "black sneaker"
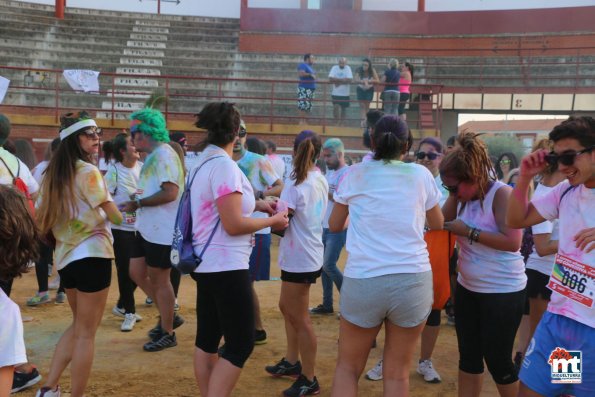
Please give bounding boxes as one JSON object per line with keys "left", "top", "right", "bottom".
{"left": 143, "top": 332, "right": 177, "bottom": 352}
{"left": 283, "top": 374, "right": 320, "bottom": 397}
{"left": 11, "top": 367, "right": 42, "bottom": 393}
{"left": 255, "top": 329, "right": 267, "bottom": 345}
{"left": 265, "top": 357, "right": 302, "bottom": 378}
{"left": 309, "top": 304, "right": 334, "bottom": 315}
{"left": 148, "top": 313, "right": 185, "bottom": 340}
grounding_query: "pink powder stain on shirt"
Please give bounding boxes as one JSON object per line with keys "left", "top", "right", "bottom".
{"left": 217, "top": 183, "right": 235, "bottom": 198}
{"left": 198, "top": 200, "right": 214, "bottom": 226}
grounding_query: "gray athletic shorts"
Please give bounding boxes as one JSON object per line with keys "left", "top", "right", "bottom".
{"left": 340, "top": 271, "right": 433, "bottom": 328}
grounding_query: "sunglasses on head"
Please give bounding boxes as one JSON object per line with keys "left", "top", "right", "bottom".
{"left": 442, "top": 181, "right": 462, "bottom": 194}
{"left": 238, "top": 127, "right": 247, "bottom": 138}
{"left": 416, "top": 151, "right": 441, "bottom": 161}
{"left": 544, "top": 146, "right": 594, "bottom": 167}
{"left": 81, "top": 127, "right": 102, "bottom": 137}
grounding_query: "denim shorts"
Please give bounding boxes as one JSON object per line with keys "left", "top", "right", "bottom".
{"left": 340, "top": 271, "right": 433, "bottom": 328}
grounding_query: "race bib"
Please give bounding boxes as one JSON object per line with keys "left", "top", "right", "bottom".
{"left": 547, "top": 254, "right": 595, "bottom": 308}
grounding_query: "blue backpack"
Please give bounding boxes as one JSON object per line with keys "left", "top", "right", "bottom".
{"left": 170, "top": 156, "right": 222, "bottom": 274}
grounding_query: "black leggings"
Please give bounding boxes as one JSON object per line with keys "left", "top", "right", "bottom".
{"left": 192, "top": 270, "right": 254, "bottom": 368}
{"left": 35, "top": 242, "right": 64, "bottom": 294}
{"left": 170, "top": 267, "right": 180, "bottom": 298}
{"left": 455, "top": 283, "right": 525, "bottom": 385}
{"left": 113, "top": 229, "right": 138, "bottom": 314}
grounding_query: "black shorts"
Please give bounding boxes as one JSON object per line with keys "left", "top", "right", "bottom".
{"left": 130, "top": 232, "right": 172, "bottom": 269}
{"left": 281, "top": 269, "right": 322, "bottom": 284}
{"left": 356, "top": 87, "right": 374, "bottom": 102}
{"left": 526, "top": 268, "right": 552, "bottom": 301}
{"left": 332, "top": 95, "right": 350, "bottom": 108}
{"left": 58, "top": 257, "right": 112, "bottom": 293}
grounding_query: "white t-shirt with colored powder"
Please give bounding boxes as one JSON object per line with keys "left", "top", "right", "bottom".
{"left": 526, "top": 183, "right": 559, "bottom": 276}
{"left": 136, "top": 144, "right": 184, "bottom": 245}
{"left": 237, "top": 150, "right": 279, "bottom": 235}
{"left": 104, "top": 161, "right": 142, "bottom": 232}
{"left": 531, "top": 181, "right": 595, "bottom": 328}
{"left": 191, "top": 145, "right": 256, "bottom": 274}
{"left": 52, "top": 160, "right": 114, "bottom": 270}
{"left": 279, "top": 170, "right": 328, "bottom": 273}
{"left": 323, "top": 165, "right": 349, "bottom": 229}
{"left": 266, "top": 153, "right": 286, "bottom": 182}
{"left": 456, "top": 181, "right": 526, "bottom": 294}
{"left": 0, "top": 289, "right": 27, "bottom": 367}
{"left": 334, "top": 160, "right": 441, "bottom": 278}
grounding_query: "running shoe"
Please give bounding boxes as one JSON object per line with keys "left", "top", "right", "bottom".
{"left": 282, "top": 374, "right": 320, "bottom": 397}
{"left": 11, "top": 367, "right": 42, "bottom": 393}
{"left": 148, "top": 314, "right": 185, "bottom": 340}
{"left": 55, "top": 292, "right": 66, "bottom": 304}
{"left": 255, "top": 329, "right": 267, "bottom": 345}
{"left": 27, "top": 292, "right": 50, "bottom": 306}
{"left": 365, "top": 359, "right": 383, "bottom": 381}
{"left": 121, "top": 313, "right": 137, "bottom": 332}
{"left": 265, "top": 358, "right": 302, "bottom": 378}
{"left": 143, "top": 332, "right": 177, "bottom": 352}
{"left": 111, "top": 305, "right": 143, "bottom": 321}
{"left": 174, "top": 302, "right": 180, "bottom": 312}
{"left": 145, "top": 297, "right": 153, "bottom": 305}
{"left": 35, "top": 385, "right": 61, "bottom": 397}
{"left": 417, "top": 359, "right": 442, "bottom": 383}
{"left": 309, "top": 304, "right": 334, "bottom": 315}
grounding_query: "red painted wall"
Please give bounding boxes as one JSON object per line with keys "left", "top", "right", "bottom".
{"left": 240, "top": 6, "right": 595, "bottom": 36}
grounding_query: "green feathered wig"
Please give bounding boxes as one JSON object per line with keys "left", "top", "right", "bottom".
{"left": 129, "top": 108, "right": 170, "bottom": 143}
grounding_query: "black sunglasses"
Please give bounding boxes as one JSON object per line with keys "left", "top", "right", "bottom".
{"left": 544, "top": 146, "right": 593, "bottom": 167}
{"left": 81, "top": 127, "right": 103, "bottom": 137}
{"left": 442, "top": 181, "right": 462, "bottom": 194}
{"left": 238, "top": 127, "right": 247, "bottom": 138}
{"left": 416, "top": 151, "right": 441, "bottom": 161}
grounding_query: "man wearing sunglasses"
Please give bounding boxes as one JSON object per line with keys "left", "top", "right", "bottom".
{"left": 507, "top": 116, "right": 594, "bottom": 397}
{"left": 232, "top": 120, "right": 284, "bottom": 345}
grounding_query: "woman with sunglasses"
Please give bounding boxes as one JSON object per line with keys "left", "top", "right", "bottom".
{"left": 439, "top": 132, "right": 526, "bottom": 397}
{"left": 496, "top": 152, "right": 519, "bottom": 183}
{"left": 330, "top": 116, "right": 443, "bottom": 396}
{"left": 35, "top": 112, "right": 123, "bottom": 397}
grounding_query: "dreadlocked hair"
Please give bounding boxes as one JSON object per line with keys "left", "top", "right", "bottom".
{"left": 291, "top": 130, "right": 322, "bottom": 186}
{"left": 439, "top": 131, "right": 496, "bottom": 203}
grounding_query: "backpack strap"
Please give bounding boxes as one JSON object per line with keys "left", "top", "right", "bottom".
{"left": 0, "top": 156, "right": 16, "bottom": 181}
{"left": 559, "top": 185, "right": 575, "bottom": 203}
{"left": 197, "top": 218, "right": 220, "bottom": 260}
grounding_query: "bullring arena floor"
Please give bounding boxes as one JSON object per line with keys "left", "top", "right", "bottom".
{"left": 13, "top": 237, "right": 500, "bottom": 396}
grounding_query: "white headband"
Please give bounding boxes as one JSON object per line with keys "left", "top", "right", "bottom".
{"left": 59, "top": 119, "right": 97, "bottom": 141}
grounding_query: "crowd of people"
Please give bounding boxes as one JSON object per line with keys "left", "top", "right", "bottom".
{"left": 0, "top": 106, "right": 593, "bottom": 397}
{"left": 297, "top": 54, "right": 414, "bottom": 125}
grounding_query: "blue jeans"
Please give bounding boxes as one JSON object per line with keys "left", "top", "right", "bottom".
{"left": 321, "top": 228, "right": 346, "bottom": 309}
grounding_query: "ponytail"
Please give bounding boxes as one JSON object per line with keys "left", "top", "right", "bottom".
{"left": 290, "top": 130, "right": 322, "bottom": 185}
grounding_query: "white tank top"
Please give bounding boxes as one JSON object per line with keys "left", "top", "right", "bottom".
{"left": 456, "top": 181, "right": 527, "bottom": 293}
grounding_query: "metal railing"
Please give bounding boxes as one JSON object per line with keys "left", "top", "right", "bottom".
{"left": 0, "top": 65, "right": 443, "bottom": 132}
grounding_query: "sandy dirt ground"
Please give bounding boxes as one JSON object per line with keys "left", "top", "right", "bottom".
{"left": 11, "top": 238, "right": 501, "bottom": 397}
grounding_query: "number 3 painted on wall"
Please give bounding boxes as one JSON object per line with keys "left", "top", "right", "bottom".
{"left": 515, "top": 99, "right": 523, "bottom": 108}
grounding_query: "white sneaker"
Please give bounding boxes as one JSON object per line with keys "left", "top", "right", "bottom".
{"left": 417, "top": 359, "right": 442, "bottom": 383}
{"left": 121, "top": 313, "right": 137, "bottom": 332}
{"left": 365, "top": 359, "right": 383, "bottom": 381}
{"left": 112, "top": 305, "right": 142, "bottom": 321}
{"left": 48, "top": 275, "right": 60, "bottom": 290}
{"left": 35, "top": 385, "right": 61, "bottom": 396}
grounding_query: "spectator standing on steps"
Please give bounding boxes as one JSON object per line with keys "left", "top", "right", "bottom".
{"left": 297, "top": 53, "right": 317, "bottom": 125}
{"left": 328, "top": 57, "right": 353, "bottom": 125}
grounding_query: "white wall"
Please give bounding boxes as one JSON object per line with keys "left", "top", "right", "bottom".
{"left": 248, "top": 0, "right": 300, "bottom": 9}
{"left": 15, "top": 0, "right": 595, "bottom": 17}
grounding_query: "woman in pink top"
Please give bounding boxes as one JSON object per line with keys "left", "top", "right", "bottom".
{"left": 398, "top": 62, "right": 413, "bottom": 121}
